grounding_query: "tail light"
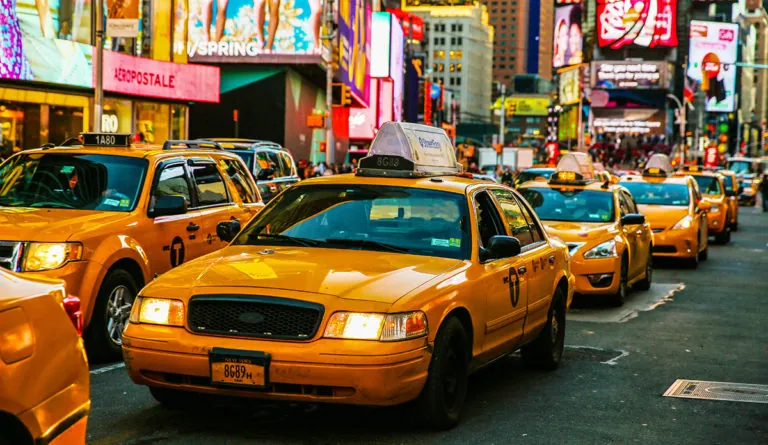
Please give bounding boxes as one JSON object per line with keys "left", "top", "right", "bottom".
{"left": 62, "top": 295, "right": 83, "bottom": 335}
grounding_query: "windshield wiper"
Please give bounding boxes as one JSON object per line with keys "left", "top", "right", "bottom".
{"left": 323, "top": 238, "right": 409, "bottom": 254}
{"left": 247, "top": 233, "right": 320, "bottom": 247}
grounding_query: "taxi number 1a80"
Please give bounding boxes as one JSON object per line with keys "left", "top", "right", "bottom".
{"left": 209, "top": 348, "right": 269, "bottom": 388}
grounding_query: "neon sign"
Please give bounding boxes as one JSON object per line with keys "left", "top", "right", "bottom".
{"left": 597, "top": 0, "right": 678, "bottom": 49}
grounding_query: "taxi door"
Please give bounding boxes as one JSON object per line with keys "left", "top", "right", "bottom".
{"left": 618, "top": 190, "right": 642, "bottom": 277}
{"left": 691, "top": 180, "right": 709, "bottom": 250}
{"left": 490, "top": 188, "right": 556, "bottom": 336}
{"left": 187, "top": 159, "right": 252, "bottom": 254}
{"left": 472, "top": 190, "right": 529, "bottom": 357}
{"left": 142, "top": 161, "right": 206, "bottom": 277}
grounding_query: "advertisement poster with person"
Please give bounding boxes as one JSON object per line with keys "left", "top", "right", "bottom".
{"left": 553, "top": 4, "right": 582, "bottom": 69}
{"left": 175, "top": 0, "right": 326, "bottom": 62}
{"left": 687, "top": 21, "right": 739, "bottom": 112}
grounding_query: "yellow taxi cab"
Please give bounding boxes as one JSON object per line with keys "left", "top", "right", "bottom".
{"left": 620, "top": 155, "right": 711, "bottom": 268}
{"left": 0, "top": 134, "right": 263, "bottom": 361}
{"left": 673, "top": 165, "right": 732, "bottom": 244}
{"left": 0, "top": 270, "right": 89, "bottom": 445}
{"left": 519, "top": 153, "right": 653, "bottom": 306}
{"left": 122, "top": 122, "right": 575, "bottom": 429}
{"left": 718, "top": 170, "right": 740, "bottom": 231}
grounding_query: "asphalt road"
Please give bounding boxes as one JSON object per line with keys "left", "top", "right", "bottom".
{"left": 87, "top": 208, "right": 768, "bottom": 445}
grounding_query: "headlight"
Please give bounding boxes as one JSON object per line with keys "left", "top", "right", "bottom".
{"left": 672, "top": 215, "right": 693, "bottom": 230}
{"left": 22, "top": 242, "right": 82, "bottom": 272}
{"left": 583, "top": 240, "right": 617, "bottom": 259}
{"left": 324, "top": 311, "right": 427, "bottom": 341}
{"left": 129, "top": 297, "right": 185, "bottom": 326}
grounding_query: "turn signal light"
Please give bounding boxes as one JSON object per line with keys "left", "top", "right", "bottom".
{"left": 62, "top": 295, "right": 83, "bottom": 335}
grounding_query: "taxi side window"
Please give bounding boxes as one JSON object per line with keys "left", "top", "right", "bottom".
{"left": 189, "top": 162, "right": 230, "bottom": 206}
{"left": 618, "top": 193, "right": 632, "bottom": 217}
{"left": 490, "top": 189, "right": 535, "bottom": 247}
{"left": 474, "top": 191, "right": 506, "bottom": 249}
{"left": 222, "top": 159, "right": 258, "bottom": 204}
{"left": 278, "top": 152, "right": 295, "bottom": 177}
{"left": 516, "top": 195, "right": 545, "bottom": 243}
{"left": 266, "top": 151, "right": 284, "bottom": 177}
{"left": 153, "top": 164, "right": 192, "bottom": 207}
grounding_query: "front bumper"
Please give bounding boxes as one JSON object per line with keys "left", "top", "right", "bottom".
{"left": 570, "top": 256, "right": 621, "bottom": 296}
{"left": 650, "top": 229, "right": 698, "bottom": 258}
{"left": 122, "top": 324, "right": 431, "bottom": 406}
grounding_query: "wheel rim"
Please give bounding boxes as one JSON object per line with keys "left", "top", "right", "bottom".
{"left": 550, "top": 300, "right": 564, "bottom": 360}
{"left": 551, "top": 307, "right": 560, "bottom": 344}
{"left": 443, "top": 348, "right": 460, "bottom": 409}
{"left": 106, "top": 285, "right": 133, "bottom": 346}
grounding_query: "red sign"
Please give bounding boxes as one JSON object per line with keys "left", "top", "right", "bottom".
{"left": 704, "top": 146, "right": 719, "bottom": 168}
{"left": 597, "top": 0, "right": 678, "bottom": 49}
{"left": 101, "top": 50, "right": 220, "bottom": 103}
{"left": 386, "top": 9, "right": 424, "bottom": 41}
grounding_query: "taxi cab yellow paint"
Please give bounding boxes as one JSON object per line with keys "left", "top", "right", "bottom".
{"left": 520, "top": 179, "right": 652, "bottom": 305}
{"left": 0, "top": 270, "right": 89, "bottom": 445}
{"left": 673, "top": 168, "right": 731, "bottom": 244}
{"left": 122, "top": 172, "right": 575, "bottom": 428}
{"left": 620, "top": 174, "right": 709, "bottom": 267}
{"left": 0, "top": 140, "right": 263, "bottom": 361}
{"left": 718, "top": 170, "right": 740, "bottom": 230}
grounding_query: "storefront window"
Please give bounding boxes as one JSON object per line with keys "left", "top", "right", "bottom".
{"left": 0, "top": 103, "right": 27, "bottom": 157}
{"left": 171, "top": 105, "right": 187, "bottom": 140}
{"left": 136, "top": 102, "right": 169, "bottom": 144}
{"left": 49, "top": 106, "right": 84, "bottom": 145}
{"left": 103, "top": 99, "right": 133, "bottom": 134}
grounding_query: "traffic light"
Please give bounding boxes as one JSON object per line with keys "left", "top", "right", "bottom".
{"left": 506, "top": 102, "right": 516, "bottom": 119}
{"left": 331, "top": 83, "right": 353, "bottom": 107}
{"left": 331, "top": 46, "right": 340, "bottom": 71}
{"left": 319, "top": 141, "right": 327, "bottom": 152}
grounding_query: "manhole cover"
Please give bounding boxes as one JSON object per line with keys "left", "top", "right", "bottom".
{"left": 663, "top": 379, "right": 768, "bottom": 404}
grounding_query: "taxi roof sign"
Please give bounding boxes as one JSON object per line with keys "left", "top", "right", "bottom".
{"left": 357, "top": 122, "right": 462, "bottom": 177}
{"left": 643, "top": 154, "right": 672, "bottom": 177}
{"left": 549, "top": 152, "right": 595, "bottom": 185}
{"left": 81, "top": 133, "right": 131, "bottom": 147}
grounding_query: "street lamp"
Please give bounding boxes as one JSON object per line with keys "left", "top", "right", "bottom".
{"left": 493, "top": 81, "right": 506, "bottom": 148}
{"left": 667, "top": 93, "right": 686, "bottom": 163}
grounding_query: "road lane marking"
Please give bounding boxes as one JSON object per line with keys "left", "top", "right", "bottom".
{"left": 568, "top": 282, "right": 685, "bottom": 323}
{"left": 90, "top": 362, "right": 125, "bottom": 375}
{"left": 565, "top": 345, "right": 630, "bottom": 366}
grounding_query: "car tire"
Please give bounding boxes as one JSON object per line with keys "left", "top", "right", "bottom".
{"left": 412, "top": 317, "right": 469, "bottom": 430}
{"left": 521, "top": 285, "right": 566, "bottom": 370}
{"left": 85, "top": 269, "right": 138, "bottom": 363}
{"left": 150, "top": 387, "right": 204, "bottom": 409}
{"left": 635, "top": 252, "right": 652, "bottom": 291}
{"left": 609, "top": 255, "right": 629, "bottom": 306}
{"left": 698, "top": 243, "right": 709, "bottom": 261}
{"left": 731, "top": 219, "right": 738, "bottom": 232}
{"left": 715, "top": 227, "right": 731, "bottom": 245}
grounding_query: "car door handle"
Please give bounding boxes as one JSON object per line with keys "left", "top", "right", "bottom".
{"left": 187, "top": 222, "right": 200, "bottom": 232}
{"left": 518, "top": 266, "right": 527, "bottom": 275}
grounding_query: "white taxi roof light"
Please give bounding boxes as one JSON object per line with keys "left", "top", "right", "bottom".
{"left": 643, "top": 154, "right": 672, "bottom": 177}
{"left": 356, "top": 122, "right": 462, "bottom": 177}
{"left": 549, "top": 152, "right": 594, "bottom": 184}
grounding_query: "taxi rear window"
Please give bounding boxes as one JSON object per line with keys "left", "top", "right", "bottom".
{"left": 691, "top": 175, "right": 722, "bottom": 195}
{"left": 235, "top": 185, "right": 470, "bottom": 260}
{"left": 520, "top": 188, "right": 615, "bottom": 223}
{"left": 0, "top": 153, "right": 147, "bottom": 212}
{"left": 621, "top": 182, "right": 690, "bottom": 207}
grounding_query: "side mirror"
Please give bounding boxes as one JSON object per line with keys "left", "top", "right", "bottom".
{"left": 257, "top": 167, "right": 276, "bottom": 181}
{"left": 620, "top": 213, "right": 646, "bottom": 225}
{"left": 486, "top": 236, "right": 522, "bottom": 260}
{"left": 216, "top": 220, "right": 241, "bottom": 243}
{"left": 698, "top": 201, "right": 712, "bottom": 212}
{"left": 725, "top": 189, "right": 736, "bottom": 197}
{"left": 150, "top": 195, "right": 187, "bottom": 217}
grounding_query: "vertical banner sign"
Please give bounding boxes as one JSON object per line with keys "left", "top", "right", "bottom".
{"left": 338, "top": 0, "right": 372, "bottom": 107}
{"left": 107, "top": 0, "right": 140, "bottom": 37}
{"left": 141, "top": 0, "right": 152, "bottom": 55}
{"left": 406, "top": 55, "right": 424, "bottom": 123}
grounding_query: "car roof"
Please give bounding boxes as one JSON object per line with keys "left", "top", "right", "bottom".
{"left": 295, "top": 172, "right": 488, "bottom": 194}
{"left": 520, "top": 179, "right": 620, "bottom": 193}
{"left": 17, "top": 145, "right": 245, "bottom": 162}
{"left": 200, "top": 138, "right": 284, "bottom": 150}
{"left": 620, "top": 174, "right": 691, "bottom": 185}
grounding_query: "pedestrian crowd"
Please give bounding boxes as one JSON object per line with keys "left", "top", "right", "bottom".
{"left": 588, "top": 135, "right": 671, "bottom": 170}
{"left": 295, "top": 159, "right": 358, "bottom": 179}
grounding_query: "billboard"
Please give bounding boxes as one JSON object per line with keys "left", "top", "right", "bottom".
{"left": 553, "top": 4, "right": 582, "bottom": 69}
{"left": 592, "top": 108, "right": 666, "bottom": 135}
{"left": 597, "top": 0, "right": 678, "bottom": 49}
{"left": 349, "top": 79, "right": 378, "bottom": 140}
{"left": 106, "top": 0, "right": 140, "bottom": 37}
{"left": 559, "top": 67, "right": 580, "bottom": 105}
{"left": 338, "top": 0, "right": 372, "bottom": 106}
{"left": 370, "top": 12, "right": 403, "bottom": 121}
{"left": 687, "top": 21, "right": 739, "bottom": 112}
{"left": 591, "top": 61, "right": 672, "bottom": 89}
{"left": 386, "top": 8, "right": 424, "bottom": 41}
{"left": 493, "top": 97, "right": 551, "bottom": 116}
{"left": 174, "top": 0, "right": 325, "bottom": 62}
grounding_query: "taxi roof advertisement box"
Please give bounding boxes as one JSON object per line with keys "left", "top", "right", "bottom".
{"left": 101, "top": 51, "right": 221, "bottom": 103}
{"left": 174, "top": 0, "right": 326, "bottom": 63}
{"left": 687, "top": 21, "right": 739, "bottom": 113}
{"left": 338, "top": 0, "right": 372, "bottom": 107}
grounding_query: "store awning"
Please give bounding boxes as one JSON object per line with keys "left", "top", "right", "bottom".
{"left": 220, "top": 67, "right": 284, "bottom": 95}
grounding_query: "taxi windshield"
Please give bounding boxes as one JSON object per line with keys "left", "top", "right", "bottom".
{"left": 516, "top": 170, "right": 554, "bottom": 184}
{"left": 235, "top": 184, "right": 470, "bottom": 260}
{"left": 0, "top": 153, "right": 147, "bottom": 212}
{"left": 622, "top": 182, "right": 690, "bottom": 206}
{"left": 727, "top": 160, "right": 752, "bottom": 174}
{"left": 692, "top": 175, "right": 722, "bottom": 195}
{"left": 519, "top": 188, "right": 615, "bottom": 223}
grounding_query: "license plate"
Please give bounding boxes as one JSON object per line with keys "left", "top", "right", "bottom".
{"left": 209, "top": 348, "right": 270, "bottom": 389}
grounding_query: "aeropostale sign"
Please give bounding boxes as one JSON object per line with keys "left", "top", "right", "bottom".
{"left": 100, "top": 51, "right": 220, "bottom": 103}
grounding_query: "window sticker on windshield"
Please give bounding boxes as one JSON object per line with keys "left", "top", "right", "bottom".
{"left": 103, "top": 198, "right": 120, "bottom": 207}
{"left": 449, "top": 238, "right": 461, "bottom": 248}
{"left": 60, "top": 166, "right": 75, "bottom": 174}
{"left": 119, "top": 199, "right": 130, "bottom": 207}
{"left": 431, "top": 238, "right": 451, "bottom": 247}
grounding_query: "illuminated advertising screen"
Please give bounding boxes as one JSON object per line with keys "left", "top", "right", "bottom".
{"left": 592, "top": 108, "right": 666, "bottom": 135}
{"left": 174, "top": 0, "right": 325, "bottom": 62}
{"left": 597, "top": 0, "right": 678, "bottom": 49}
{"left": 371, "top": 12, "right": 392, "bottom": 78}
{"left": 349, "top": 79, "right": 378, "bottom": 140}
{"left": 338, "top": 0, "right": 371, "bottom": 105}
{"left": 687, "top": 21, "right": 739, "bottom": 112}
{"left": 559, "top": 67, "right": 580, "bottom": 105}
{"left": 553, "top": 5, "right": 582, "bottom": 69}
{"left": 591, "top": 61, "right": 671, "bottom": 89}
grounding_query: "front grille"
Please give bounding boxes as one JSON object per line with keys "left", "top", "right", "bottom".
{"left": 188, "top": 296, "right": 324, "bottom": 340}
{"left": 0, "top": 241, "right": 23, "bottom": 271}
{"left": 653, "top": 245, "right": 677, "bottom": 253}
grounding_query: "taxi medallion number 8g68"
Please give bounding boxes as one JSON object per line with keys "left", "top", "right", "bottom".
{"left": 376, "top": 156, "right": 399, "bottom": 168}
{"left": 224, "top": 364, "right": 252, "bottom": 381}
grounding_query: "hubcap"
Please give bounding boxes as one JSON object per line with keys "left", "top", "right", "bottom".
{"left": 106, "top": 285, "right": 133, "bottom": 346}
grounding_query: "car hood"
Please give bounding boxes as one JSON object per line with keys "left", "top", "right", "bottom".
{"left": 145, "top": 246, "right": 465, "bottom": 304}
{"left": 542, "top": 221, "right": 616, "bottom": 243}
{"left": 0, "top": 207, "right": 131, "bottom": 242}
{"left": 636, "top": 204, "right": 689, "bottom": 229}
